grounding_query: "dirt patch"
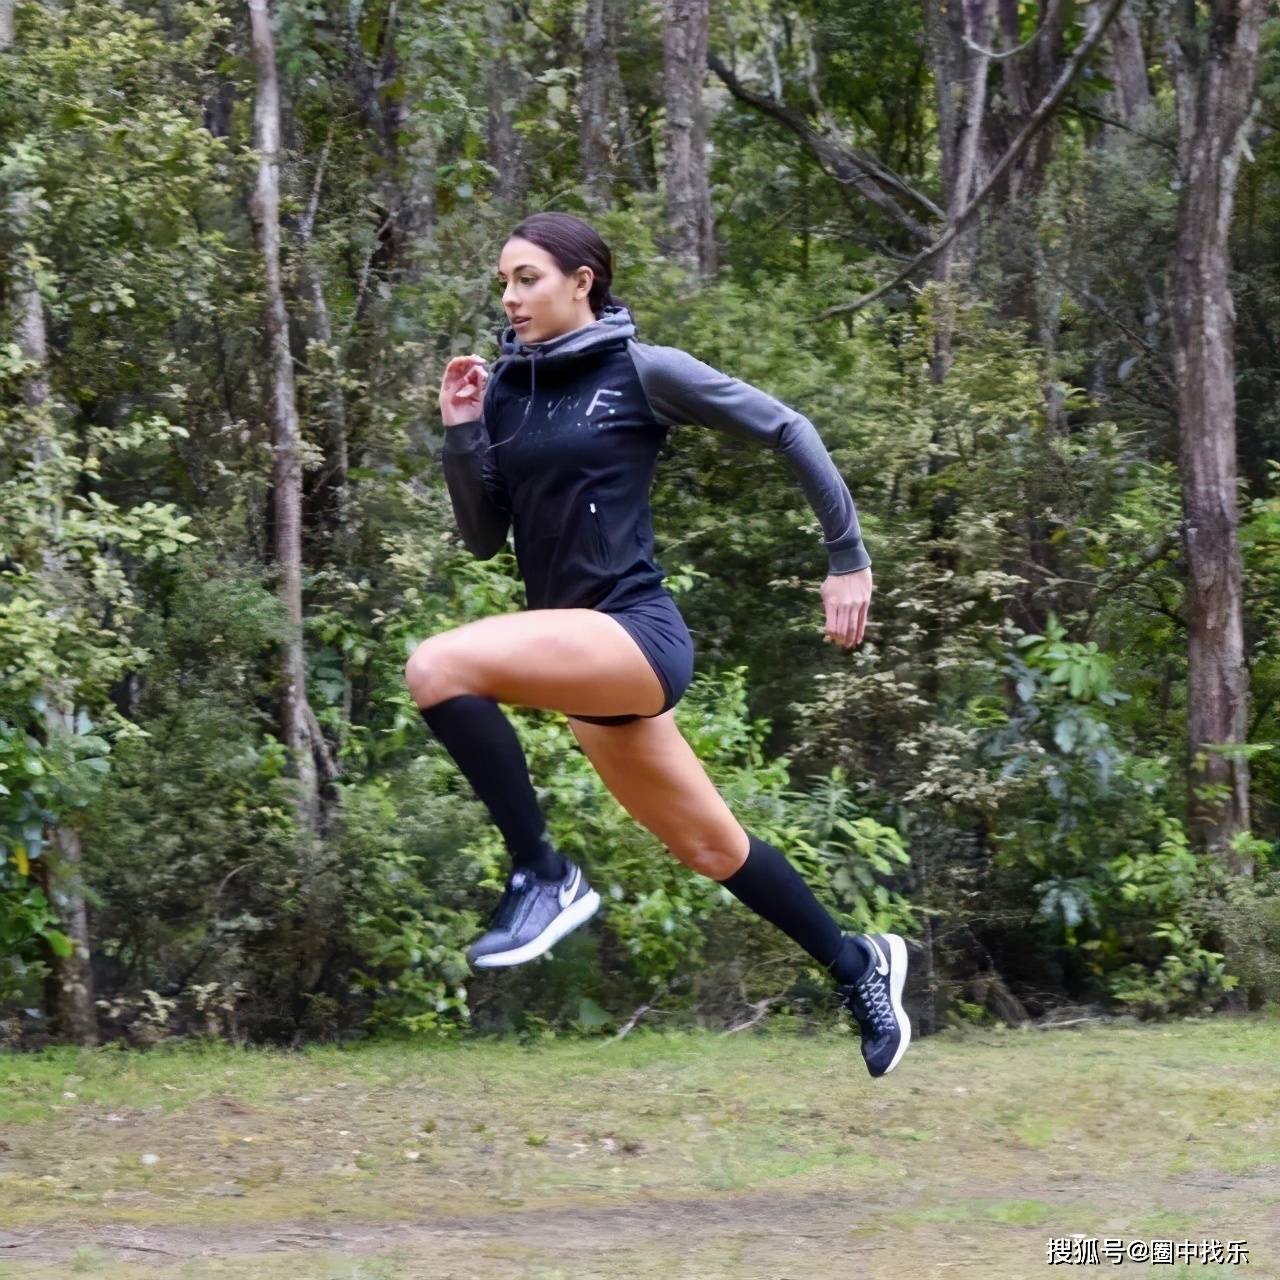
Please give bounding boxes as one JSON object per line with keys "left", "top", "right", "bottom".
{"left": 2, "top": 1171, "right": 1276, "bottom": 1278}
{"left": 3, "top": 1023, "right": 1278, "bottom": 1277}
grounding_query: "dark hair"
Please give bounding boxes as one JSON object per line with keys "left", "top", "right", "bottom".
{"left": 507, "top": 211, "right": 626, "bottom": 317}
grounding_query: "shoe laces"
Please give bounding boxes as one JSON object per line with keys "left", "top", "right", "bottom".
{"left": 841, "top": 966, "right": 894, "bottom": 1037}
{"left": 488, "top": 868, "right": 537, "bottom": 929}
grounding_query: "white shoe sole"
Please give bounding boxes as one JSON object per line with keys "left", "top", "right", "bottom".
{"left": 878, "top": 932, "right": 912, "bottom": 1075}
{"left": 470, "top": 889, "right": 602, "bottom": 968}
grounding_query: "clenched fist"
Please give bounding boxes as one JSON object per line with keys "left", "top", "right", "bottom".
{"left": 440, "top": 354, "right": 490, "bottom": 427}
{"left": 822, "top": 566, "right": 872, "bottom": 652}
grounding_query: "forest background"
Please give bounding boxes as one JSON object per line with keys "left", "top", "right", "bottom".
{"left": 3, "top": 0, "right": 1280, "bottom": 1050}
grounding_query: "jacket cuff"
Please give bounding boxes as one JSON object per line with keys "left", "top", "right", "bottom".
{"left": 826, "top": 540, "right": 872, "bottom": 574}
{"left": 442, "top": 419, "right": 488, "bottom": 452}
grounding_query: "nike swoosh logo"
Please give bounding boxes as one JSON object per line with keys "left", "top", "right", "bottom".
{"left": 866, "top": 936, "right": 890, "bottom": 976}
{"left": 559, "top": 866, "right": 581, "bottom": 909}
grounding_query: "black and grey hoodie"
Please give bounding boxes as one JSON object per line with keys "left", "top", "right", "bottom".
{"left": 440, "top": 303, "right": 871, "bottom": 613}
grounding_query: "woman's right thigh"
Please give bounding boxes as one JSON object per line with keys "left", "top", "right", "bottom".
{"left": 404, "top": 607, "right": 666, "bottom": 718}
{"left": 567, "top": 712, "right": 749, "bottom": 881}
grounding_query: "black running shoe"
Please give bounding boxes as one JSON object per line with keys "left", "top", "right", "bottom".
{"left": 835, "top": 933, "right": 912, "bottom": 1078}
{"left": 466, "top": 859, "right": 601, "bottom": 969}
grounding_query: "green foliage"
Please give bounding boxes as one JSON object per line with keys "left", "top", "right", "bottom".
{"left": 1239, "top": 462, "right": 1280, "bottom": 813}
{"left": 987, "top": 621, "right": 1242, "bottom": 1017}
{"left": 0, "top": 880, "right": 68, "bottom": 1007}
{"left": 59, "top": 553, "right": 313, "bottom": 1039}
{"left": 338, "top": 769, "right": 479, "bottom": 1041}
{"left": 1197, "top": 862, "right": 1280, "bottom": 1011}
{"left": 0, "top": 711, "right": 112, "bottom": 998}
{"left": 81, "top": 691, "right": 308, "bottom": 1027}
{"left": 0, "top": 0, "right": 227, "bottom": 1000}
{"left": 1017, "top": 612, "right": 1130, "bottom": 708}
{"left": 1087, "top": 823, "right": 1239, "bottom": 1016}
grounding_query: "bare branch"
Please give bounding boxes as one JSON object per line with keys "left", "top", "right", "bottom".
{"left": 601, "top": 975, "right": 689, "bottom": 1044}
{"left": 720, "top": 995, "right": 784, "bottom": 1035}
{"left": 812, "top": 0, "right": 1130, "bottom": 322}
{"left": 961, "top": 0, "right": 1063, "bottom": 61}
{"left": 1062, "top": 101, "right": 1176, "bottom": 154}
{"left": 304, "top": 701, "right": 341, "bottom": 783}
{"left": 707, "top": 51, "right": 944, "bottom": 242}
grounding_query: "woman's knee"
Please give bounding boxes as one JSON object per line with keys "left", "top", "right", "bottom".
{"left": 666, "top": 825, "right": 749, "bottom": 881}
{"left": 404, "top": 636, "right": 469, "bottom": 707}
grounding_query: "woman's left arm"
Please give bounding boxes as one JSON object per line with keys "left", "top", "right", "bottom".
{"left": 628, "top": 341, "right": 872, "bottom": 651}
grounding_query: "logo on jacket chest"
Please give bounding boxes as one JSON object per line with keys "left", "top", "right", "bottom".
{"left": 585, "top": 386, "right": 623, "bottom": 419}
{"left": 534, "top": 384, "right": 624, "bottom": 434}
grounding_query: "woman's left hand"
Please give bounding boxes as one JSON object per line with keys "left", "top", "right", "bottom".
{"left": 821, "top": 567, "right": 872, "bottom": 652}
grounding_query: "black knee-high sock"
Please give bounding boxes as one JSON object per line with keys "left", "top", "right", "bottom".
{"left": 718, "top": 831, "right": 871, "bottom": 985}
{"left": 419, "top": 694, "right": 566, "bottom": 880}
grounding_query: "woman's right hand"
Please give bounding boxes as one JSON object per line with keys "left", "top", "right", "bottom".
{"left": 440, "top": 354, "right": 489, "bottom": 427}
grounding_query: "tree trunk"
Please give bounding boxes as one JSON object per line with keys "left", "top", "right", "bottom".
{"left": 281, "top": 123, "right": 346, "bottom": 796}
{"left": 1164, "top": 0, "right": 1264, "bottom": 870}
{"left": 6, "top": 171, "right": 98, "bottom": 1045}
{"left": 284, "top": 123, "right": 352, "bottom": 572}
{"left": 341, "top": 1, "right": 438, "bottom": 285}
{"left": 661, "top": 0, "right": 716, "bottom": 276}
{"left": 926, "top": 0, "right": 993, "bottom": 383}
{"left": 1075, "top": 8, "right": 1154, "bottom": 436}
{"left": 607, "top": 1, "right": 652, "bottom": 194}
{"left": 1101, "top": 3, "right": 1152, "bottom": 129}
{"left": 580, "top": 0, "right": 612, "bottom": 210}
{"left": 37, "top": 749, "right": 97, "bottom": 1045}
{"left": 486, "top": 0, "right": 527, "bottom": 211}
{"left": 247, "top": 0, "right": 322, "bottom": 834}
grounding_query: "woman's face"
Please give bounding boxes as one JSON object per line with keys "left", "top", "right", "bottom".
{"left": 496, "top": 237, "right": 594, "bottom": 343}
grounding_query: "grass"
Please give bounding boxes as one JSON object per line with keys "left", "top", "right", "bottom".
{"left": 0, "top": 1014, "right": 1277, "bottom": 1277}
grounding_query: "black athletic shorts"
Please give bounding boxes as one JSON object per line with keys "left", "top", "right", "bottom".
{"left": 570, "top": 591, "right": 695, "bottom": 726}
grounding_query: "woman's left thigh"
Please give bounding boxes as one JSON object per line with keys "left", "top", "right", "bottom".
{"left": 405, "top": 608, "right": 666, "bottom": 719}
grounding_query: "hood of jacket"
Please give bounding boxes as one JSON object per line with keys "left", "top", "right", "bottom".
{"left": 496, "top": 301, "right": 636, "bottom": 364}
{"left": 483, "top": 303, "right": 637, "bottom": 451}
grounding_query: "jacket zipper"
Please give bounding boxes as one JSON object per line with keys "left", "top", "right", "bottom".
{"left": 588, "top": 499, "right": 610, "bottom": 563}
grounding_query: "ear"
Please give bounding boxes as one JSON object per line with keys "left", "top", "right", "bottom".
{"left": 574, "top": 265, "right": 594, "bottom": 302}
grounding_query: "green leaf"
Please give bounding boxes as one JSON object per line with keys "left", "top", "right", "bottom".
{"left": 45, "top": 929, "right": 73, "bottom": 958}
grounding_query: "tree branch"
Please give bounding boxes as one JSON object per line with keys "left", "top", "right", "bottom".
{"left": 707, "top": 51, "right": 944, "bottom": 243}
{"left": 601, "top": 975, "right": 689, "bottom": 1044}
{"left": 304, "top": 701, "right": 341, "bottom": 783}
{"left": 962, "top": 0, "right": 1067, "bottom": 62}
{"left": 1061, "top": 100, "right": 1176, "bottom": 155}
{"left": 720, "top": 994, "right": 784, "bottom": 1035}
{"left": 1079, "top": 529, "right": 1181, "bottom": 638}
{"left": 811, "top": 0, "right": 1130, "bottom": 322}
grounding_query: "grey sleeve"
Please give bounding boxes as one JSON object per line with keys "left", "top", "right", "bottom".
{"left": 439, "top": 418, "right": 512, "bottom": 559}
{"left": 628, "top": 341, "right": 871, "bottom": 574}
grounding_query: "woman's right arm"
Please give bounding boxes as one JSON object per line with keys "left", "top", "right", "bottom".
{"left": 439, "top": 355, "right": 512, "bottom": 559}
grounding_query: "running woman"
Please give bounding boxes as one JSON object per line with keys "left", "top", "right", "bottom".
{"left": 407, "top": 211, "right": 910, "bottom": 1077}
